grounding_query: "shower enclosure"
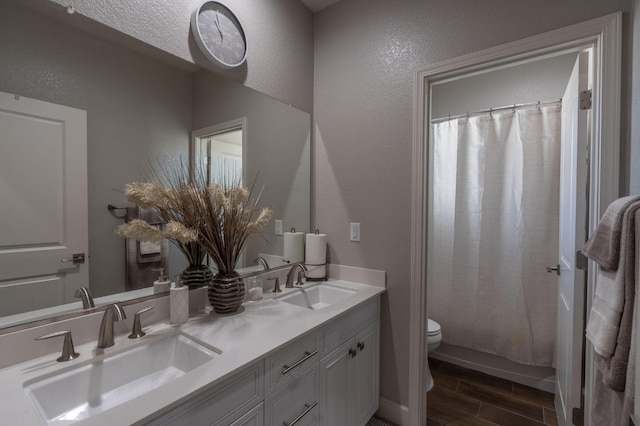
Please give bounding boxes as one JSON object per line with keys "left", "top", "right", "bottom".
{"left": 428, "top": 104, "right": 562, "bottom": 369}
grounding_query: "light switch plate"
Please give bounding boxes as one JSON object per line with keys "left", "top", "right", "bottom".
{"left": 350, "top": 222, "right": 360, "bottom": 242}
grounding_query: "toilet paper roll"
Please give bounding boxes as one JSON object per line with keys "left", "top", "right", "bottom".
{"left": 283, "top": 231, "right": 305, "bottom": 264}
{"left": 305, "top": 232, "right": 327, "bottom": 279}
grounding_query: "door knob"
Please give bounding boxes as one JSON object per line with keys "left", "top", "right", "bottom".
{"left": 546, "top": 265, "right": 560, "bottom": 275}
{"left": 61, "top": 253, "right": 85, "bottom": 264}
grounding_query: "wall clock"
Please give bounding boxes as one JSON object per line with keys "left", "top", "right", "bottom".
{"left": 191, "top": 0, "right": 247, "bottom": 68}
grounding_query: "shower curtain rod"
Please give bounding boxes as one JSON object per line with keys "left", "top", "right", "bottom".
{"left": 431, "top": 98, "right": 562, "bottom": 124}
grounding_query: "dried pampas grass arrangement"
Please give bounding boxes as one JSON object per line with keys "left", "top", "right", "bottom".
{"left": 116, "top": 157, "right": 272, "bottom": 274}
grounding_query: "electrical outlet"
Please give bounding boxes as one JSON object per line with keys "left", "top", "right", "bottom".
{"left": 275, "top": 220, "right": 283, "bottom": 235}
{"left": 350, "top": 222, "right": 360, "bottom": 242}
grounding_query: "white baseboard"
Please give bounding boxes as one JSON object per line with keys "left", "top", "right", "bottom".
{"left": 377, "top": 397, "right": 409, "bottom": 426}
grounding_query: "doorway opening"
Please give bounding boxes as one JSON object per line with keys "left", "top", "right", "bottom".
{"left": 191, "top": 118, "right": 247, "bottom": 187}
{"left": 426, "top": 49, "right": 590, "bottom": 426}
{"left": 428, "top": 50, "right": 583, "bottom": 387}
{"left": 407, "top": 13, "right": 621, "bottom": 426}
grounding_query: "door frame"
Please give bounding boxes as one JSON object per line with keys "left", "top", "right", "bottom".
{"left": 190, "top": 117, "right": 248, "bottom": 186}
{"left": 408, "top": 13, "right": 621, "bottom": 426}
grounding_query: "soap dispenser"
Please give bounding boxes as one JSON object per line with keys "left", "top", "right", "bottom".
{"left": 153, "top": 268, "right": 171, "bottom": 294}
{"left": 170, "top": 274, "right": 189, "bottom": 325}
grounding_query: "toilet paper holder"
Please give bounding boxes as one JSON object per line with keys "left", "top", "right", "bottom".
{"left": 305, "top": 229, "right": 328, "bottom": 282}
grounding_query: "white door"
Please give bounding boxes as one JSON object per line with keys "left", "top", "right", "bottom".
{"left": 0, "top": 91, "right": 88, "bottom": 317}
{"left": 555, "top": 52, "right": 589, "bottom": 426}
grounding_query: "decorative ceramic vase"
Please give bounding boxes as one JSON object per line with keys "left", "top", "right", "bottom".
{"left": 208, "top": 272, "right": 245, "bottom": 314}
{"left": 181, "top": 264, "right": 213, "bottom": 288}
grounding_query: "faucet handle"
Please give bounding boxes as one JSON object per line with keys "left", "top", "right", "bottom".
{"left": 35, "top": 330, "right": 80, "bottom": 362}
{"left": 129, "top": 306, "right": 154, "bottom": 339}
{"left": 268, "top": 277, "right": 282, "bottom": 293}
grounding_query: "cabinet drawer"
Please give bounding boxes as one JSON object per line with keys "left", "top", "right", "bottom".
{"left": 228, "top": 402, "right": 263, "bottom": 426}
{"left": 265, "top": 331, "right": 319, "bottom": 395}
{"left": 265, "top": 365, "right": 319, "bottom": 426}
{"left": 321, "top": 297, "right": 379, "bottom": 356}
{"left": 148, "top": 361, "right": 264, "bottom": 426}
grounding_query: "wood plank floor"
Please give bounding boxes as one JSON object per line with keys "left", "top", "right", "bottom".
{"left": 427, "top": 359, "right": 558, "bottom": 426}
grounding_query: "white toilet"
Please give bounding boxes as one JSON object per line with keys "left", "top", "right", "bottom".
{"left": 426, "top": 318, "right": 442, "bottom": 392}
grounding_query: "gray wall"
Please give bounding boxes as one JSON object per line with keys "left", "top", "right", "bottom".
{"left": 313, "top": 0, "right": 633, "bottom": 408}
{"left": 48, "top": 0, "right": 315, "bottom": 113}
{"left": 432, "top": 53, "right": 577, "bottom": 119}
{"left": 0, "top": 1, "right": 192, "bottom": 298}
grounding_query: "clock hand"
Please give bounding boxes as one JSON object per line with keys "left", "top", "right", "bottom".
{"left": 214, "top": 11, "right": 224, "bottom": 41}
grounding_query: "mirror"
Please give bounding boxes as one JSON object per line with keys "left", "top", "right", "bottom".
{"left": 0, "top": 0, "right": 310, "bottom": 329}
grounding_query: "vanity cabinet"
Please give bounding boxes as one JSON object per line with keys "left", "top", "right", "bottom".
{"left": 319, "top": 301, "right": 380, "bottom": 426}
{"left": 147, "top": 296, "right": 380, "bottom": 426}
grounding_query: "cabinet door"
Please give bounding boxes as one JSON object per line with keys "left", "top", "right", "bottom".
{"left": 354, "top": 322, "right": 379, "bottom": 426}
{"left": 319, "top": 340, "right": 353, "bottom": 426}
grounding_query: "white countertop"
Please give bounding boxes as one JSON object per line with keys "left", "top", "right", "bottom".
{"left": 0, "top": 279, "right": 385, "bottom": 425}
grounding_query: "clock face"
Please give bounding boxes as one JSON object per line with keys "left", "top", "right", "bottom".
{"left": 192, "top": 1, "right": 247, "bottom": 68}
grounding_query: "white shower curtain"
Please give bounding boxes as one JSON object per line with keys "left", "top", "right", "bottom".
{"left": 428, "top": 105, "right": 561, "bottom": 367}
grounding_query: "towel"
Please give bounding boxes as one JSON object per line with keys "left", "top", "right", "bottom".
{"left": 124, "top": 207, "right": 168, "bottom": 290}
{"left": 583, "top": 195, "right": 640, "bottom": 271}
{"left": 585, "top": 200, "right": 640, "bottom": 390}
{"left": 590, "top": 209, "right": 640, "bottom": 425}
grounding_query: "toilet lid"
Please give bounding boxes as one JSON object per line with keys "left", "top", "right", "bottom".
{"left": 428, "top": 318, "right": 441, "bottom": 336}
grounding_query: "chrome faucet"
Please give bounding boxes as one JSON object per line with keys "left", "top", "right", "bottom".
{"left": 285, "top": 263, "right": 307, "bottom": 288}
{"left": 255, "top": 256, "right": 270, "bottom": 271}
{"left": 74, "top": 287, "right": 95, "bottom": 309}
{"left": 98, "top": 303, "right": 126, "bottom": 348}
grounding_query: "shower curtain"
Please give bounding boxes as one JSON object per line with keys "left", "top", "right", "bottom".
{"left": 428, "top": 105, "right": 561, "bottom": 367}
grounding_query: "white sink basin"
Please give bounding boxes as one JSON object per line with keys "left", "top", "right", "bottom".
{"left": 277, "top": 284, "right": 356, "bottom": 310}
{"left": 24, "top": 332, "right": 218, "bottom": 424}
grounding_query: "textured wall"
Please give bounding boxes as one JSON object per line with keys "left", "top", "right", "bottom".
{"left": 313, "top": 0, "right": 633, "bottom": 408}
{"left": 0, "top": 1, "right": 193, "bottom": 298}
{"left": 432, "top": 53, "right": 577, "bottom": 119}
{"left": 48, "top": 0, "right": 314, "bottom": 112}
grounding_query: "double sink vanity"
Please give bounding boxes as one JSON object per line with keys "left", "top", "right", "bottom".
{"left": 0, "top": 270, "right": 385, "bottom": 425}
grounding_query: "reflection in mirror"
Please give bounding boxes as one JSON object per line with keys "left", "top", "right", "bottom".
{"left": 203, "top": 130, "right": 244, "bottom": 186}
{"left": 193, "top": 119, "right": 246, "bottom": 188}
{"left": 0, "top": 0, "right": 310, "bottom": 331}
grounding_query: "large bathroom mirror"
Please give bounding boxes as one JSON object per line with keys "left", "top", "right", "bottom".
{"left": 0, "top": 0, "right": 310, "bottom": 329}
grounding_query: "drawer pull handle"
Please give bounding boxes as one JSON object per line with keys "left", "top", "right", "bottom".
{"left": 282, "top": 350, "right": 318, "bottom": 375}
{"left": 283, "top": 401, "right": 318, "bottom": 426}
{"left": 357, "top": 341, "right": 365, "bottom": 351}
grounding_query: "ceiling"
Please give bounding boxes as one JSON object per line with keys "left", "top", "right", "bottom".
{"left": 300, "top": 0, "right": 342, "bottom": 13}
